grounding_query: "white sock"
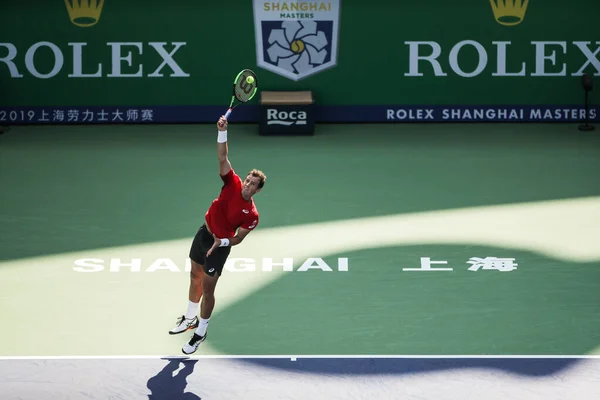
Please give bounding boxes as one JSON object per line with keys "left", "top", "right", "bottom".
{"left": 185, "top": 301, "right": 199, "bottom": 320}
{"left": 196, "top": 318, "right": 210, "bottom": 336}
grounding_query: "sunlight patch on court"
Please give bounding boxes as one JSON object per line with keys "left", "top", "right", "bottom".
{"left": 0, "top": 196, "right": 598, "bottom": 356}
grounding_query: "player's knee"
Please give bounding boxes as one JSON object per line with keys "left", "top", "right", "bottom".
{"left": 190, "top": 264, "right": 203, "bottom": 282}
{"left": 202, "top": 288, "right": 215, "bottom": 300}
{"left": 201, "top": 278, "right": 217, "bottom": 298}
{"left": 202, "top": 281, "right": 216, "bottom": 295}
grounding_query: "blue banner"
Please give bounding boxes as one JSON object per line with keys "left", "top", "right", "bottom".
{"left": 0, "top": 105, "right": 596, "bottom": 124}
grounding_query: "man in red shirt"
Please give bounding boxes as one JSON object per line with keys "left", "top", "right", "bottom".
{"left": 169, "top": 115, "right": 265, "bottom": 355}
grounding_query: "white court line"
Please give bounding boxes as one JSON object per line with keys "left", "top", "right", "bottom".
{"left": 1, "top": 355, "right": 599, "bottom": 360}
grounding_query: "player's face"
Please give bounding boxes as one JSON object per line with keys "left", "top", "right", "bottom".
{"left": 242, "top": 175, "right": 261, "bottom": 197}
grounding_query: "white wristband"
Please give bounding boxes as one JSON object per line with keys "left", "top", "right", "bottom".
{"left": 219, "top": 238, "right": 230, "bottom": 247}
{"left": 217, "top": 130, "right": 227, "bottom": 143}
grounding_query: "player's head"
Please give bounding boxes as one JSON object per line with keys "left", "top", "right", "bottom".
{"left": 242, "top": 169, "right": 266, "bottom": 198}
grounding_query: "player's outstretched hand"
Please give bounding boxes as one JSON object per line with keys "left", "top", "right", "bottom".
{"left": 217, "top": 116, "right": 228, "bottom": 131}
{"left": 207, "top": 234, "right": 221, "bottom": 257}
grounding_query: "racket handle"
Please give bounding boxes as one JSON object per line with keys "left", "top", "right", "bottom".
{"left": 224, "top": 108, "right": 232, "bottom": 120}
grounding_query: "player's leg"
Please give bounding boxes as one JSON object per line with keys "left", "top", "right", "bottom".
{"left": 169, "top": 260, "right": 204, "bottom": 334}
{"left": 182, "top": 246, "right": 230, "bottom": 354}
{"left": 169, "top": 226, "right": 209, "bottom": 335}
{"left": 198, "top": 272, "right": 219, "bottom": 329}
{"left": 188, "top": 260, "right": 204, "bottom": 310}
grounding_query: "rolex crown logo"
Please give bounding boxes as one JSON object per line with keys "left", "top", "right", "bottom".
{"left": 64, "top": 0, "right": 105, "bottom": 28}
{"left": 489, "top": 0, "right": 529, "bottom": 26}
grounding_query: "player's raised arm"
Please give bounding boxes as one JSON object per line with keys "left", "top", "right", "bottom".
{"left": 216, "top": 116, "right": 232, "bottom": 176}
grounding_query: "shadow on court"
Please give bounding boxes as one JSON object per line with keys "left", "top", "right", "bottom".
{"left": 239, "top": 357, "right": 583, "bottom": 377}
{"left": 147, "top": 358, "right": 201, "bottom": 399}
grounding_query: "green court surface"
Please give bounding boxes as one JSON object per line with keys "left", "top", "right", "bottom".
{"left": 0, "top": 123, "right": 599, "bottom": 357}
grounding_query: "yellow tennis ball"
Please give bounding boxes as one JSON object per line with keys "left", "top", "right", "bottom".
{"left": 246, "top": 76, "right": 254, "bottom": 84}
{"left": 291, "top": 40, "right": 305, "bottom": 53}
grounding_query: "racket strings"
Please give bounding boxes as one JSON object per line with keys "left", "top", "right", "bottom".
{"left": 234, "top": 72, "right": 258, "bottom": 102}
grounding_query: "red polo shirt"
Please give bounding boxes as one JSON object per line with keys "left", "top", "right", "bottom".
{"left": 205, "top": 168, "right": 259, "bottom": 238}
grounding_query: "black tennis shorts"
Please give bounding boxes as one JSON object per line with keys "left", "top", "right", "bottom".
{"left": 189, "top": 224, "right": 231, "bottom": 277}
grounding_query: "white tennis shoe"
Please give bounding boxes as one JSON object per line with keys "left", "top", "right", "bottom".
{"left": 182, "top": 332, "right": 207, "bottom": 355}
{"left": 169, "top": 315, "right": 199, "bottom": 335}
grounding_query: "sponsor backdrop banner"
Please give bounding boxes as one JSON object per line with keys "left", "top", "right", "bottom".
{"left": 0, "top": 0, "right": 598, "bottom": 124}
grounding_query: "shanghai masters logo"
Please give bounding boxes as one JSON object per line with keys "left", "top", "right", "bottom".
{"left": 253, "top": 1, "right": 340, "bottom": 81}
{"left": 489, "top": 0, "right": 529, "bottom": 26}
{"left": 64, "top": 0, "right": 105, "bottom": 27}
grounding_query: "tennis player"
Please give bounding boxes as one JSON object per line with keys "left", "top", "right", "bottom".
{"left": 169, "top": 115, "right": 266, "bottom": 355}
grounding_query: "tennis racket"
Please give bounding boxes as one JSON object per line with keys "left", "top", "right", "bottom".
{"left": 223, "top": 69, "right": 258, "bottom": 120}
